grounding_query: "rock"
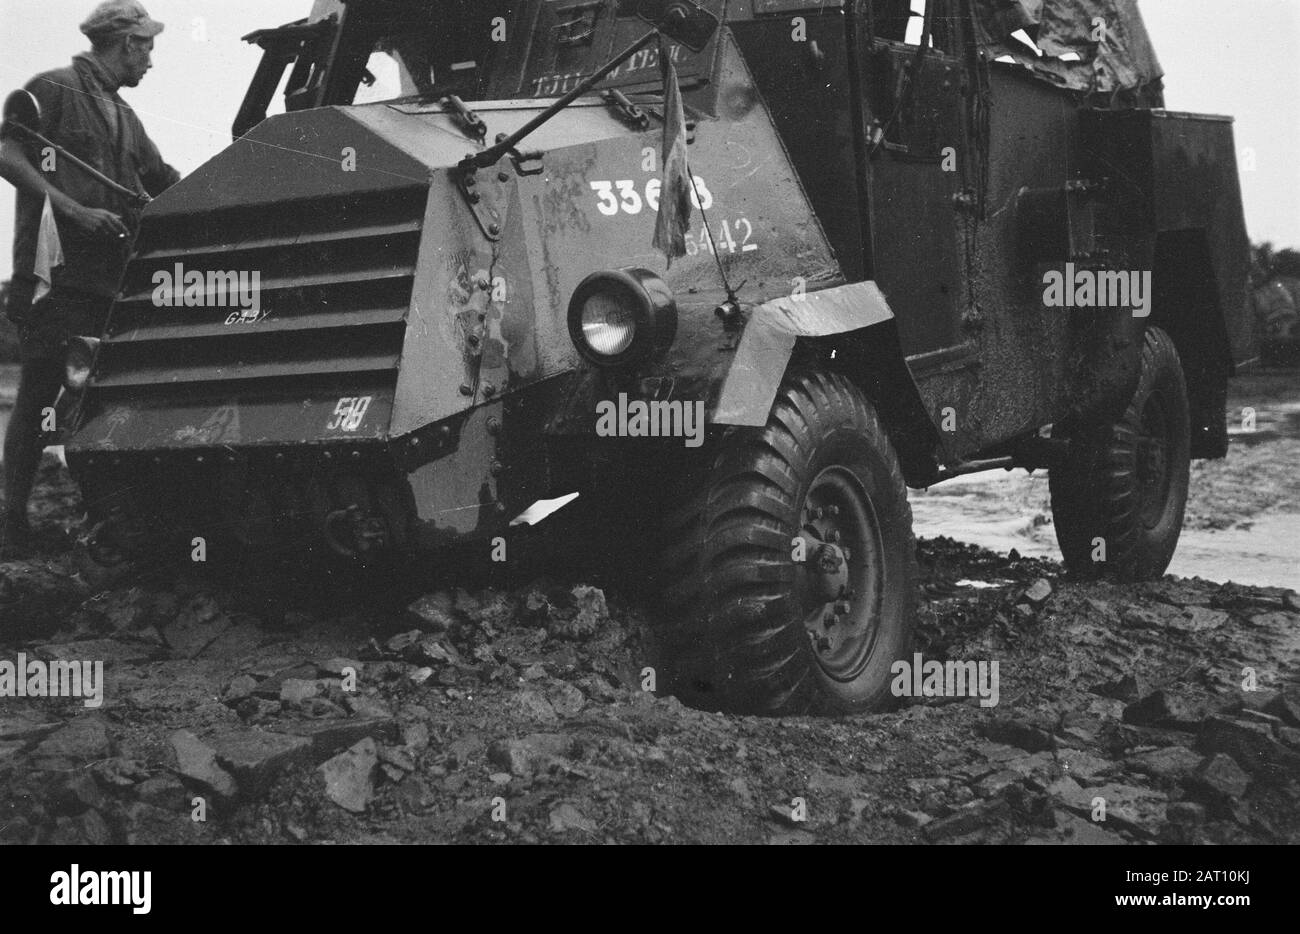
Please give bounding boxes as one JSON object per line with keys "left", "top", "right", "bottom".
{"left": 135, "top": 774, "right": 188, "bottom": 811}
{"left": 1122, "top": 691, "right": 1205, "bottom": 729}
{"left": 1090, "top": 673, "right": 1150, "bottom": 703}
{"left": 319, "top": 738, "right": 377, "bottom": 813}
{"left": 37, "top": 638, "right": 153, "bottom": 664}
{"left": 1188, "top": 753, "right": 1251, "bottom": 800}
{"left": 251, "top": 662, "right": 317, "bottom": 699}
{"left": 342, "top": 694, "right": 392, "bottom": 719}
{"left": 0, "top": 711, "right": 60, "bottom": 742}
{"left": 549, "top": 802, "right": 597, "bottom": 834}
{"left": 486, "top": 733, "right": 573, "bottom": 778}
{"left": 410, "top": 637, "right": 459, "bottom": 666}
{"left": 1123, "top": 746, "right": 1202, "bottom": 781}
{"left": 1198, "top": 714, "right": 1300, "bottom": 775}
{"left": 1049, "top": 810, "right": 1126, "bottom": 845}
{"left": 974, "top": 770, "right": 1023, "bottom": 798}
{"left": 547, "top": 585, "right": 608, "bottom": 640}
{"left": 405, "top": 592, "right": 458, "bottom": 632}
{"left": 222, "top": 674, "right": 258, "bottom": 705}
{"left": 447, "top": 734, "right": 485, "bottom": 768}
{"left": 169, "top": 730, "right": 237, "bottom": 799}
{"left": 90, "top": 757, "right": 149, "bottom": 788}
{"left": 488, "top": 739, "right": 530, "bottom": 777}
{"left": 1003, "top": 751, "right": 1059, "bottom": 788}
{"left": 1238, "top": 709, "right": 1283, "bottom": 729}
{"left": 1066, "top": 782, "right": 1168, "bottom": 836}
{"left": 1238, "top": 689, "right": 1280, "bottom": 715}
{"left": 278, "top": 718, "right": 399, "bottom": 759}
{"left": 1165, "top": 801, "right": 1206, "bottom": 826}
{"left": 49, "top": 809, "right": 112, "bottom": 845}
{"left": 892, "top": 808, "right": 934, "bottom": 829}
{"left": 401, "top": 721, "right": 431, "bottom": 752}
{"left": 51, "top": 772, "right": 106, "bottom": 815}
{"left": 377, "top": 745, "right": 415, "bottom": 772}
{"left": 923, "top": 799, "right": 1009, "bottom": 842}
{"left": 408, "top": 667, "right": 434, "bottom": 685}
{"left": 1023, "top": 578, "right": 1053, "bottom": 605}
{"left": 1277, "top": 726, "right": 1300, "bottom": 751}
{"left": 768, "top": 830, "right": 817, "bottom": 845}
{"left": 317, "top": 657, "right": 364, "bottom": 678}
{"left": 384, "top": 630, "right": 423, "bottom": 655}
{"left": 200, "top": 621, "right": 264, "bottom": 659}
{"left": 547, "top": 681, "right": 586, "bottom": 718}
{"left": 511, "top": 689, "right": 558, "bottom": 723}
{"left": 207, "top": 729, "right": 312, "bottom": 796}
{"left": 1056, "top": 750, "right": 1115, "bottom": 784}
{"left": 980, "top": 717, "right": 1055, "bottom": 752}
{"left": 300, "top": 696, "right": 346, "bottom": 719}
{"left": 1266, "top": 692, "right": 1300, "bottom": 727}
{"left": 160, "top": 596, "right": 231, "bottom": 658}
{"left": 1083, "top": 598, "right": 1119, "bottom": 622}
{"left": 1122, "top": 604, "right": 1227, "bottom": 632}
{"left": 279, "top": 679, "right": 321, "bottom": 706}
{"left": 34, "top": 716, "right": 112, "bottom": 761}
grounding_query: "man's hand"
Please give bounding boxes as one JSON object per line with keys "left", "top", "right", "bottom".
{"left": 64, "top": 204, "right": 129, "bottom": 239}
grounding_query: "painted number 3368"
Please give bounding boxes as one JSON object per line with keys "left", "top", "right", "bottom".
{"left": 590, "top": 177, "right": 713, "bottom": 215}
{"left": 328, "top": 396, "right": 372, "bottom": 432}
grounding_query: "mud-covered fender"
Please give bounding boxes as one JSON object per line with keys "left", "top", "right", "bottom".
{"left": 714, "top": 281, "right": 894, "bottom": 424}
{"left": 547, "top": 281, "right": 944, "bottom": 487}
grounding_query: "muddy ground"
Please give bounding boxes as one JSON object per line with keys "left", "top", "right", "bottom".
{"left": 0, "top": 371, "right": 1298, "bottom": 845}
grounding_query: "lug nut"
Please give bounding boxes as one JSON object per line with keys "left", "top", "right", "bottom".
{"left": 486, "top": 417, "right": 501, "bottom": 435}
{"left": 459, "top": 384, "right": 474, "bottom": 396}
{"left": 488, "top": 222, "right": 501, "bottom": 236}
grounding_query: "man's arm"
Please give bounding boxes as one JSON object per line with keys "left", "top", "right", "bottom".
{"left": 0, "top": 136, "right": 130, "bottom": 238}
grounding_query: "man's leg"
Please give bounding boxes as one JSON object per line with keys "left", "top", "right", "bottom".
{"left": 2, "top": 357, "right": 64, "bottom": 543}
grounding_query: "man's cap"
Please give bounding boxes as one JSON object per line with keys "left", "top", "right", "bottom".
{"left": 79, "top": 1, "right": 165, "bottom": 42}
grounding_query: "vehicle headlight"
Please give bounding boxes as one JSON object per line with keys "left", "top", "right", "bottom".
{"left": 64, "top": 336, "right": 100, "bottom": 391}
{"left": 567, "top": 268, "right": 676, "bottom": 366}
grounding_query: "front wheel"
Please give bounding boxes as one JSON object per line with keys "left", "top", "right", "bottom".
{"left": 655, "top": 370, "right": 917, "bottom": 715}
{"left": 1050, "top": 326, "right": 1191, "bottom": 581}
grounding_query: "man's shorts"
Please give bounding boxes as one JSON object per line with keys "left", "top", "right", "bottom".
{"left": 10, "top": 287, "right": 113, "bottom": 364}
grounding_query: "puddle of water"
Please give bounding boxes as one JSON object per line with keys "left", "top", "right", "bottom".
{"left": 913, "top": 471, "right": 1300, "bottom": 592}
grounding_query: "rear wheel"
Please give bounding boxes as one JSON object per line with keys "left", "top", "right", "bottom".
{"left": 656, "top": 370, "right": 917, "bottom": 715}
{"left": 1050, "top": 326, "right": 1190, "bottom": 581}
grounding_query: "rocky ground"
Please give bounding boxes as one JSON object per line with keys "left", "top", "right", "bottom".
{"left": 2, "top": 369, "right": 1299, "bottom": 845}
{"left": 1, "top": 449, "right": 1298, "bottom": 845}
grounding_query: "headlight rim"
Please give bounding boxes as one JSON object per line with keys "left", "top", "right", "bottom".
{"left": 566, "top": 267, "right": 676, "bottom": 367}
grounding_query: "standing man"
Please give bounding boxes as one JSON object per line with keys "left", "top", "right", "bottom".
{"left": 0, "top": 1, "right": 179, "bottom": 557}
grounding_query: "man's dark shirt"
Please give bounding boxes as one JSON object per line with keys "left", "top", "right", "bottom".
{"left": 7, "top": 52, "right": 179, "bottom": 316}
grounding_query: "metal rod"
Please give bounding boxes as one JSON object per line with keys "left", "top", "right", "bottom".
{"left": 467, "top": 28, "right": 660, "bottom": 169}
{"left": 7, "top": 121, "right": 149, "bottom": 203}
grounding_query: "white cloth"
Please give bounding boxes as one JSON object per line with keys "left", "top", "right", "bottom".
{"left": 33, "top": 194, "right": 65, "bottom": 304}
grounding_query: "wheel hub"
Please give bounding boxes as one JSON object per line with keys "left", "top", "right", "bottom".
{"left": 796, "top": 467, "right": 885, "bottom": 682}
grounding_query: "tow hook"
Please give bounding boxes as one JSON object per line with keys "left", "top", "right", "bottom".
{"left": 323, "top": 505, "right": 389, "bottom": 557}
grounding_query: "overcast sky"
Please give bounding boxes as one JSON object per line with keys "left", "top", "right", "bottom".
{"left": 1, "top": 0, "right": 1298, "bottom": 283}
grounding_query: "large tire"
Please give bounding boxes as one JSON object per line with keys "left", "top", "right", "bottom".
{"left": 1050, "top": 326, "right": 1191, "bottom": 581}
{"left": 656, "top": 370, "right": 917, "bottom": 715}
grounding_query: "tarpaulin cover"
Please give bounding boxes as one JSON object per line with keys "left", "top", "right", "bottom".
{"left": 974, "top": 0, "right": 1163, "bottom": 99}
